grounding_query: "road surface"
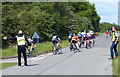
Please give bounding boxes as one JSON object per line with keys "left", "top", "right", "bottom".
{"left": 1, "top": 34, "right": 112, "bottom": 75}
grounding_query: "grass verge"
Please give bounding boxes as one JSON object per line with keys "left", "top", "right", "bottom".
{"left": 112, "top": 36, "right": 120, "bottom": 77}
{"left": 1, "top": 40, "right": 69, "bottom": 58}
{"left": 0, "top": 63, "right": 17, "bottom": 70}
{"left": 118, "top": 37, "right": 120, "bottom": 77}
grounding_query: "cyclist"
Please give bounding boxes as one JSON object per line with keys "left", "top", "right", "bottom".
{"left": 91, "top": 31, "right": 96, "bottom": 45}
{"left": 78, "top": 32, "right": 83, "bottom": 42}
{"left": 77, "top": 32, "right": 83, "bottom": 47}
{"left": 68, "top": 32, "right": 75, "bottom": 43}
{"left": 71, "top": 35, "right": 80, "bottom": 50}
{"left": 52, "top": 34, "right": 61, "bottom": 50}
{"left": 82, "top": 33, "right": 89, "bottom": 49}
{"left": 87, "top": 33, "right": 93, "bottom": 47}
{"left": 27, "top": 36, "right": 34, "bottom": 51}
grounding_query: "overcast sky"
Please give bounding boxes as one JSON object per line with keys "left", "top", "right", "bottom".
{"left": 89, "top": 0, "right": 119, "bottom": 25}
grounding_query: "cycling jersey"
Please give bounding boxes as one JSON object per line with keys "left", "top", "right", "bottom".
{"left": 105, "top": 32, "right": 109, "bottom": 34}
{"left": 88, "top": 36, "right": 93, "bottom": 39}
{"left": 52, "top": 35, "right": 60, "bottom": 45}
{"left": 52, "top": 36, "right": 60, "bottom": 41}
{"left": 68, "top": 33, "right": 75, "bottom": 39}
{"left": 83, "top": 35, "right": 89, "bottom": 40}
{"left": 78, "top": 33, "right": 83, "bottom": 38}
{"left": 72, "top": 36, "right": 78, "bottom": 40}
{"left": 71, "top": 36, "right": 79, "bottom": 44}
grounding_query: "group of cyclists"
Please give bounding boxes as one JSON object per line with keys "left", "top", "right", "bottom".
{"left": 68, "top": 30, "right": 96, "bottom": 51}
{"left": 51, "top": 30, "right": 96, "bottom": 54}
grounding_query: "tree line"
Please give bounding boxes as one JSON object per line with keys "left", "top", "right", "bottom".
{"left": 2, "top": 2, "right": 101, "bottom": 48}
{"left": 99, "top": 22, "right": 120, "bottom": 32}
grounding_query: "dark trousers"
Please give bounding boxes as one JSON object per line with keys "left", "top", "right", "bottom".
{"left": 18, "top": 45, "right": 27, "bottom": 66}
{"left": 110, "top": 41, "right": 119, "bottom": 59}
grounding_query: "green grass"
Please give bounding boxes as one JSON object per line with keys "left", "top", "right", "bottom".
{"left": 0, "top": 63, "right": 17, "bottom": 70}
{"left": 113, "top": 59, "right": 118, "bottom": 76}
{"left": 112, "top": 36, "right": 120, "bottom": 77}
{"left": 34, "top": 40, "right": 69, "bottom": 54}
{"left": 1, "top": 40, "right": 69, "bottom": 58}
{"left": 118, "top": 37, "right": 120, "bottom": 77}
{"left": 1, "top": 47, "right": 17, "bottom": 58}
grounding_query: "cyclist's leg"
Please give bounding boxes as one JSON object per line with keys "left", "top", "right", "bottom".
{"left": 85, "top": 40, "right": 88, "bottom": 48}
{"left": 75, "top": 42, "right": 79, "bottom": 50}
{"left": 52, "top": 41, "right": 56, "bottom": 50}
{"left": 73, "top": 41, "right": 77, "bottom": 49}
{"left": 70, "top": 40, "right": 74, "bottom": 49}
{"left": 68, "top": 38, "right": 72, "bottom": 45}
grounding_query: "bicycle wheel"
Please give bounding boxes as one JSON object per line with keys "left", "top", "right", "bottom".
{"left": 93, "top": 40, "right": 95, "bottom": 46}
{"left": 53, "top": 46, "right": 57, "bottom": 55}
{"left": 32, "top": 48, "right": 37, "bottom": 57}
{"left": 88, "top": 41, "right": 91, "bottom": 48}
{"left": 25, "top": 47, "right": 31, "bottom": 57}
{"left": 85, "top": 41, "right": 88, "bottom": 49}
{"left": 58, "top": 46, "right": 62, "bottom": 54}
{"left": 70, "top": 44, "right": 73, "bottom": 51}
{"left": 72, "top": 45, "right": 77, "bottom": 53}
{"left": 79, "top": 42, "right": 82, "bottom": 48}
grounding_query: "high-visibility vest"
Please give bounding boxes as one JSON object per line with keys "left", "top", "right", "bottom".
{"left": 16, "top": 35, "right": 26, "bottom": 45}
{"left": 112, "top": 32, "right": 118, "bottom": 41}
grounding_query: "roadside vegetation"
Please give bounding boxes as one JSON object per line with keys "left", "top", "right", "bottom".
{"left": 1, "top": 40, "right": 69, "bottom": 58}
{"left": 0, "top": 63, "right": 17, "bottom": 70}
{"left": 113, "top": 36, "right": 120, "bottom": 77}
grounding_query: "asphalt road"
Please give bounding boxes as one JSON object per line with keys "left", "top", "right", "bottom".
{"left": 1, "top": 34, "right": 112, "bottom": 75}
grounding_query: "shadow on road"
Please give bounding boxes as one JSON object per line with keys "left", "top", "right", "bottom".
{"left": 19, "top": 64, "right": 39, "bottom": 67}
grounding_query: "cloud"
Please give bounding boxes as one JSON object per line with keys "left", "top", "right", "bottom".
{"left": 100, "top": 15, "right": 118, "bottom": 24}
{"left": 94, "top": 2, "right": 118, "bottom": 15}
{"left": 89, "top": 1, "right": 118, "bottom": 24}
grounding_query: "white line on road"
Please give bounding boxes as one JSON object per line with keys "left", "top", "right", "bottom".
{"left": 29, "top": 53, "right": 53, "bottom": 63}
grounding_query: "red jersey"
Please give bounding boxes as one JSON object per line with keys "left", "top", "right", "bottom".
{"left": 105, "top": 32, "right": 109, "bottom": 34}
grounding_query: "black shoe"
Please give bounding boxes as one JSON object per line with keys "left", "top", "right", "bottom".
{"left": 108, "top": 57, "right": 113, "bottom": 60}
{"left": 18, "top": 64, "right": 21, "bottom": 66}
{"left": 24, "top": 64, "right": 28, "bottom": 66}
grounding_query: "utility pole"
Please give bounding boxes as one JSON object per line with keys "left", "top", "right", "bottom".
{"left": 118, "top": 1, "right": 120, "bottom": 26}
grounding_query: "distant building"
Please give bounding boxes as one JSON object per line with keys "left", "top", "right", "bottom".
{"left": 118, "top": 1, "right": 120, "bottom": 26}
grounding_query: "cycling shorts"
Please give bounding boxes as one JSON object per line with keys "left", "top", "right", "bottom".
{"left": 83, "top": 37, "right": 89, "bottom": 40}
{"left": 78, "top": 37, "right": 82, "bottom": 40}
{"left": 71, "top": 40, "right": 77, "bottom": 44}
{"left": 68, "top": 38, "right": 72, "bottom": 42}
{"left": 52, "top": 40, "right": 58, "bottom": 45}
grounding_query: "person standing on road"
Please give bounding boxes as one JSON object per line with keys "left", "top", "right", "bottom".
{"left": 109, "top": 27, "right": 119, "bottom": 59}
{"left": 3, "top": 30, "right": 29, "bottom": 66}
{"left": 109, "top": 29, "right": 112, "bottom": 36}
{"left": 105, "top": 30, "right": 109, "bottom": 38}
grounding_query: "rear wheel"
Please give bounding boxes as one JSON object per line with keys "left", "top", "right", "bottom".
{"left": 88, "top": 41, "right": 92, "bottom": 48}
{"left": 70, "top": 44, "right": 73, "bottom": 51}
{"left": 32, "top": 48, "right": 37, "bottom": 57}
{"left": 93, "top": 40, "right": 95, "bottom": 46}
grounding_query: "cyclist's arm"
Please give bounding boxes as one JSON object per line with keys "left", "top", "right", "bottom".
{"left": 58, "top": 37, "right": 62, "bottom": 43}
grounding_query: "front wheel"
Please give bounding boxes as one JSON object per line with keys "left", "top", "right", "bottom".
{"left": 53, "top": 46, "right": 57, "bottom": 55}
{"left": 58, "top": 46, "right": 62, "bottom": 54}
